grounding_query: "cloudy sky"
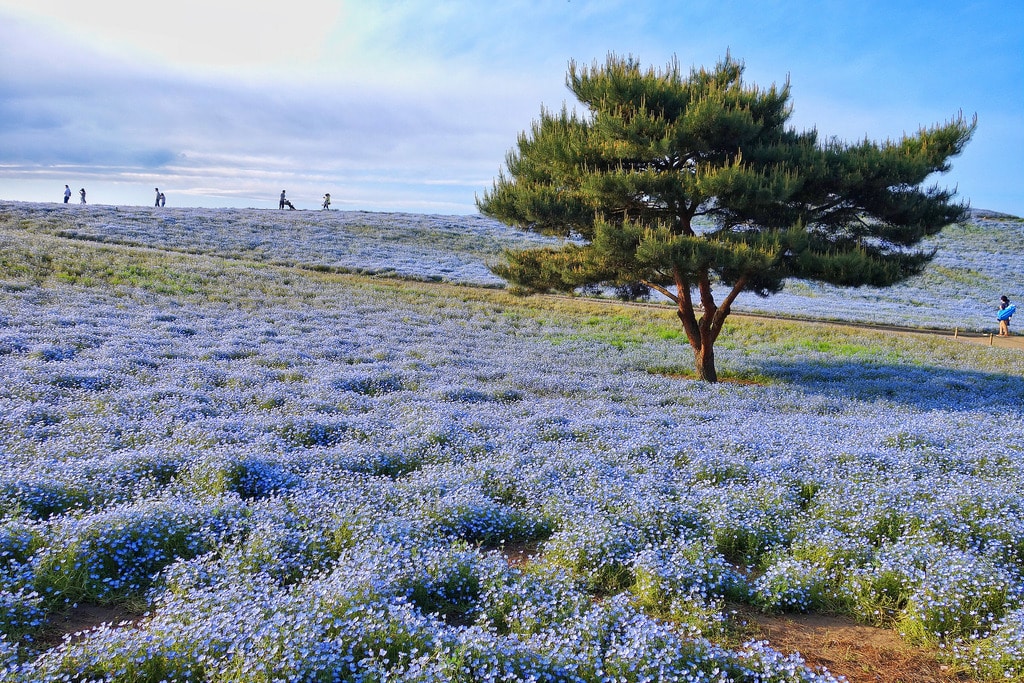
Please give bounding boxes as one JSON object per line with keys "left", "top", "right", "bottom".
{"left": 1, "top": 1, "right": 1021, "bottom": 215}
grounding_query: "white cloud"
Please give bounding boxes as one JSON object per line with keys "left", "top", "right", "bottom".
{"left": 0, "top": 0, "right": 343, "bottom": 69}
{"left": 1, "top": 1, "right": 1021, "bottom": 215}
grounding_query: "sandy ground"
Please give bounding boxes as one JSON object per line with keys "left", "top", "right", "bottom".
{"left": 951, "top": 329, "right": 1024, "bottom": 350}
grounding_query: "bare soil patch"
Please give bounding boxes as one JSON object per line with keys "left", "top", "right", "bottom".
{"left": 498, "top": 539, "right": 543, "bottom": 567}
{"left": 738, "top": 608, "right": 975, "bottom": 683}
{"left": 37, "top": 603, "right": 143, "bottom": 648}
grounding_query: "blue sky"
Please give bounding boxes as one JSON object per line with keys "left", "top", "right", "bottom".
{"left": 1, "top": 0, "right": 1021, "bottom": 216}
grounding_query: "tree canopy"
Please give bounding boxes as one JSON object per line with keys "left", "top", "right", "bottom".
{"left": 477, "top": 53, "right": 975, "bottom": 382}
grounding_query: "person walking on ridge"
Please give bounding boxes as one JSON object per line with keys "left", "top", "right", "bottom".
{"left": 155, "top": 188, "right": 161, "bottom": 207}
{"left": 79, "top": 188, "right": 86, "bottom": 204}
{"left": 64, "top": 185, "right": 72, "bottom": 203}
{"left": 322, "top": 193, "right": 331, "bottom": 210}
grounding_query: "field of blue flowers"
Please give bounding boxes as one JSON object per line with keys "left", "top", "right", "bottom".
{"left": 1, "top": 201, "right": 1023, "bottom": 682}
{"left": 3, "top": 202, "right": 1020, "bottom": 332}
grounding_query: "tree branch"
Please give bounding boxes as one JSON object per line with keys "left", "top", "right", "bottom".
{"left": 697, "top": 272, "right": 717, "bottom": 317}
{"left": 674, "top": 267, "right": 701, "bottom": 350}
{"left": 641, "top": 279, "right": 678, "bottom": 304}
{"left": 709, "top": 277, "right": 747, "bottom": 343}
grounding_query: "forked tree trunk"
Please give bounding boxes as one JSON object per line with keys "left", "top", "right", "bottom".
{"left": 676, "top": 308, "right": 720, "bottom": 383}
{"left": 661, "top": 268, "right": 745, "bottom": 384}
{"left": 693, "top": 342, "right": 717, "bottom": 383}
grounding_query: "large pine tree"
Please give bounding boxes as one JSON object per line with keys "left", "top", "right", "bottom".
{"left": 477, "top": 54, "right": 975, "bottom": 382}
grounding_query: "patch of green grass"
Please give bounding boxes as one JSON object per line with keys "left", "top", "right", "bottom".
{"left": 797, "top": 339, "right": 877, "bottom": 357}
{"left": 104, "top": 263, "right": 202, "bottom": 295}
{"left": 650, "top": 324, "right": 683, "bottom": 340}
{"left": 0, "top": 231, "right": 206, "bottom": 295}
{"left": 929, "top": 265, "right": 985, "bottom": 286}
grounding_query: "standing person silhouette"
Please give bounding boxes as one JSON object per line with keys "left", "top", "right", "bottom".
{"left": 64, "top": 185, "right": 72, "bottom": 203}
{"left": 322, "top": 193, "right": 331, "bottom": 210}
{"left": 998, "top": 295, "right": 1014, "bottom": 336}
{"left": 79, "top": 188, "right": 86, "bottom": 204}
{"left": 155, "top": 188, "right": 161, "bottom": 207}
{"left": 279, "top": 190, "right": 295, "bottom": 210}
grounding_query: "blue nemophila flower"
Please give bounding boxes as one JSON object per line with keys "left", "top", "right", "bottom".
{"left": 0, "top": 204, "right": 1022, "bottom": 679}
{"left": 31, "top": 495, "right": 248, "bottom": 604}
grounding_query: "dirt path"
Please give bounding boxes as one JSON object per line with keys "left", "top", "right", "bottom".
{"left": 945, "top": 329, "right": 1024, "bottom": 350}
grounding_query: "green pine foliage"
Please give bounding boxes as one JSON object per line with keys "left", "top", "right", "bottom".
{"left": 478, "top": 53, "right": 975, "bottom": 382}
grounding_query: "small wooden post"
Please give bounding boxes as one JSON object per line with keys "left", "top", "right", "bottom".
{"left": 953, "top": 327, "right": 959, "bottom": 338}
{"left": 989, "top": 334, "right": 994, "bottom": 346}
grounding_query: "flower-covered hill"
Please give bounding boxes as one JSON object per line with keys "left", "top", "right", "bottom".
{"left": 0, "top": 201, "right": 556, "bottom": 287}
{"left": 2, "top": 201, "right": 1021, "bottom": 332}
{"left": 743, "top": 209, "right": 1024, "bottom": 332}
{"left": 0, "top": 203, "right": 1023, "bottom": 681}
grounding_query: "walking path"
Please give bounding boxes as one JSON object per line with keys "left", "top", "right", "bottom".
{"left": 947, "top": 329, "right": 1024, "bottom": 350}
{"left": 546, "top": 294, "right": 1024, "bottom": 351}
{"left": 740, "top": 311, "right": 1024, "bottom": 351}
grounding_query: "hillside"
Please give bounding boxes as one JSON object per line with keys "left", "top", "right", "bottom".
{"left": 2, "top": 201, "right": 1021, "bottom": 333}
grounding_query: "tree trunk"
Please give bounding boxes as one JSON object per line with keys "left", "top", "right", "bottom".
{"left": 693, "top": 339, "right": 718, "bottom": 383}
{"left": 671, "top": 268, "right": 722, "bottom": 383}
{"left": 676, "top": 307, "right": 719, "bottom": 383}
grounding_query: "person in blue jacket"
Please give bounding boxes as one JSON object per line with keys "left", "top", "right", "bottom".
{"left": 998, "top": 295, "right": 1013, "bottom": 336}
